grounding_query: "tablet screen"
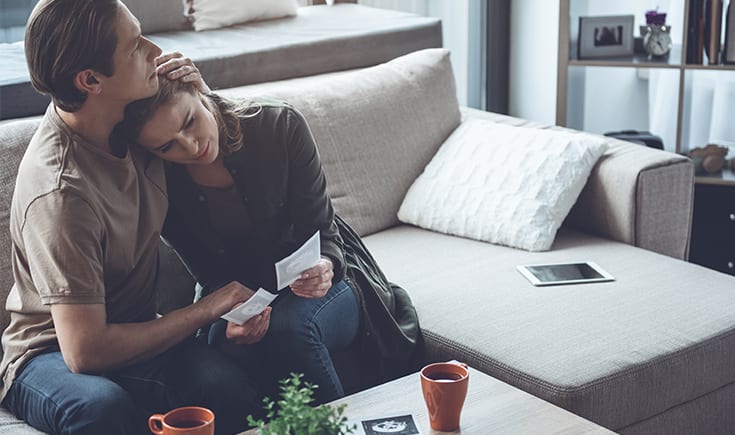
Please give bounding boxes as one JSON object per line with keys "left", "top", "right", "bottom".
{"left": 517, "top": 262, "right": 614, "bottom": 286}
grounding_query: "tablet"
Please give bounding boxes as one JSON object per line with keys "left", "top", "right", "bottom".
{"left": 516, "top": 261, "right": 614, "bottom": 286}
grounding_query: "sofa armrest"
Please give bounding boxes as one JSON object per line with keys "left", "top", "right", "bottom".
{"left": 460, "top": 107, "right": 694, "bottom": 260}
{"left": 565, "top": 141, "right": 694, "bottom": 260}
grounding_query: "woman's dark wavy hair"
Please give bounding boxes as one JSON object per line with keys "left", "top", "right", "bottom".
{"left": 114, "top": 78, "right": 260, "bottom": 154}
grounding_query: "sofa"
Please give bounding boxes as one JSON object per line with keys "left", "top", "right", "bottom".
{"left": 3, "top": 46, "right": 735, "bottom": 434}
{"left": 0, "top": 0, "right": 441, "bottom": 120}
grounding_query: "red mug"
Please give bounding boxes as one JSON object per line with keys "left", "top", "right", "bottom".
{"left": 149, "top": 406, "right": 215, "bottom": 435}
{"left": 420, "top": 361, "right": 469, "bottom": 431}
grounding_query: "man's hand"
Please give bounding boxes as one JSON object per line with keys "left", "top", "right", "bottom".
{"left": 226, "top": 306, "right": 271, "bottom": 344}
{"left": 290, "top": 257, "right": 334, "bottom": 298}
{"left": 155, "top": 52, "right": 211, "bottom": 93}
{"left": 205, "top": 281, "right": 255, "bottom": 317}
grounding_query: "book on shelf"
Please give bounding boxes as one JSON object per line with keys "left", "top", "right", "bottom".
{"left": 724, "top": 1, "right": 735, "bottom": 63}
{"left": 687, "top": 0, "right": 705, "bottom": 63}
{"left": 704, "top": 0, "right": 724, "bottom": 64}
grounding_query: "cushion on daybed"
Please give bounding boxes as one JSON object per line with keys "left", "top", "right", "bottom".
{"left": 189, "top": 0, "right": 298, "bottom": 31}
{"left": 123, "top": 0, "right": 191, "bottom": 34}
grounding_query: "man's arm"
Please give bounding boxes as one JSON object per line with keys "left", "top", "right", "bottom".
{"left": 21, "top": 193, "right": 261, "bottom": 374}
{"left": 52, "top": 281, "right": 256, "bottom": 374}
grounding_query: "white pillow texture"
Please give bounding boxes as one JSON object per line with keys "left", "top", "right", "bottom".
{"left": 398, "top": 120, "right": 607, "bottom": 251}
{"left": 190, "top": 0, "right": 298, "bottom": 31}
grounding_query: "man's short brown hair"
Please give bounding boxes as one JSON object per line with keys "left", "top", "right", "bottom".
{"left": 25, "top": 0, "right": 121, "bottom": 112}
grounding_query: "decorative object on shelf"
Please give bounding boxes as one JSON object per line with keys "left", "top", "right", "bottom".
{"left": 645, "top": 9, "right": 667, "bottom": 25}
{"left": 578, "top": 15, "right": 634, "bottom": 59}
{"left": 689, "top": 144, "right": 729, "bottom": 174}
{"left": 642, "top": 24, "right": 673, "bottom": 58}
{"left": 640, "top": 10, "right": 672, "bottom": 59}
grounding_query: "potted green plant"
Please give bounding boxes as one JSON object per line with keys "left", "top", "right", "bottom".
{"left": 247, "top": 373, "right": 356, "bottom": 435}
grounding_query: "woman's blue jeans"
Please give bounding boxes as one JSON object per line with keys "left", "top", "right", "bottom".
{"left": 3, "top": 339, "right": 261, "bottom": 435}
{"left": 209, "top": 279, "right": 359, "bottom": 404}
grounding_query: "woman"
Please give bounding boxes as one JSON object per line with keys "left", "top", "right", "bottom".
{"left": 115, "top": 79, "right": 420, "bottom": 403}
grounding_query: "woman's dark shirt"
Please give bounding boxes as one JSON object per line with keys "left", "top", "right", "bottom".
{"left": 161, "top": 102, "right": 345, "bottom": 293}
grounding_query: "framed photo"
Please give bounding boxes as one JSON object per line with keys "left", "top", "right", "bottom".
{"left": 578, "top": 15, "right": 635, "bottom": 59}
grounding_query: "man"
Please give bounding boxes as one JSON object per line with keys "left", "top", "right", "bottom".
{"left": 0, "top": 1, "right": 269, "bottom": 433}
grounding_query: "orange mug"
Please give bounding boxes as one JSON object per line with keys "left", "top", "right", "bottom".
{"left": 149, "top": 406, "right": 215, "bottom": 435}
{"left": 420, "top": 361, "right": 469, "bottom": 431}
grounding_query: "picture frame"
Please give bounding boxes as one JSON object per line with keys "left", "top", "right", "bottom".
{"left": 578, "top": 15, "right": 635, "bottom": 59}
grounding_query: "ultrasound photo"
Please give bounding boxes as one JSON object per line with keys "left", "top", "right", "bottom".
{"left": 360, "top": 414, "right": 420, "bottom": 435}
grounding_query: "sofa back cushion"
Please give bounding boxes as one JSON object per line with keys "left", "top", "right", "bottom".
{"left": 0, "top": 118, "right": 42, "bottom": 340}
{"left": 219, "top": 48, "right": 461, "bottom": 236}
{"left": 123, "top": 0, "right": 191, "bottom": 34}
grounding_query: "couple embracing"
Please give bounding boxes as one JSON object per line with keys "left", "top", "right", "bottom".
{"left": 0, "top": 1, "right": 419, "bottom": 433}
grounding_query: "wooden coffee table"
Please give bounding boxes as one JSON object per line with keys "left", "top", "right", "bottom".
{"left": 333, "top": 366, "right": 614, "bottom": 434}
{"left": 242, "top": 366, "right": 615, "bottom": 434}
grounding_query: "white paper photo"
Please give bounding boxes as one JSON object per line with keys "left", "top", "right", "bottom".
{"left": 274, "top": 230, "right": 321, "bottom": 290}
{"left": 220, "top": 288, "right": 277, "bottom": 325}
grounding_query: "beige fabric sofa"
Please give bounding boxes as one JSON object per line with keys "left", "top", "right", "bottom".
{"left": 2, "top": 48, "right": 735, "bottom": 434}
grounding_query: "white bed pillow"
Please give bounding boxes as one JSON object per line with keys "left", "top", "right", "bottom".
{"left": 190, "top": 0, "right": 298, "bottom": 31}
{"left": 398, "top": 120, "right": 607, "bottom": 251}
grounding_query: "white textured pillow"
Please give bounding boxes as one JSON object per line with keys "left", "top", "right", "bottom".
{"left": 191, "top": 0, "right": 298, "bottom": 31}
{"left": 398, "top": 120, "right": 607, "bottom": 251}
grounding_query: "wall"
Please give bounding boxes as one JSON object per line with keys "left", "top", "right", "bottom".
{"left": 359, "top": 0, "right": 473, "bottom": 106}
{"left": 510, "top": 0, "right": 682, "bottom": 140}
{"left": 509, "top": 0, "right": 560, "bottom": 125}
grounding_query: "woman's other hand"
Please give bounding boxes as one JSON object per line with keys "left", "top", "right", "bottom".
{"left": 290, "top": 257, "right": 334, "bottom": 298}
{"left": 155, "top": 52, "right": 211, "bottom": 93}
{"left": 225, "top": 306, "right": 271, "bottom": 344}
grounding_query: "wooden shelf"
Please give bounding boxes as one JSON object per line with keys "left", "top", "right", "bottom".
{"left": 681, "top": 63, "right": 735, "bottom": 71}
{"left": 556, "top": 0, "right": 735, "bottom": 154}
{"left": 569, "top": 45, "right": 684, "bottom": 69}
{"left": 695, "top": 167, "right": 735, "bottom": 186}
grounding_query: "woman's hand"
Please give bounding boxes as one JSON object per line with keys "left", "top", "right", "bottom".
{"left": 155, "top": 52, "right": 211, "bottom": 93}
{"left": 290, "top": 257, "right": 334, "bottom": 298}
{"left": 225, "top": 306, "right": 272, "bottom": 344}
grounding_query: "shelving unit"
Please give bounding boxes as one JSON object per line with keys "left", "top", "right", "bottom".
{"left": 556, "top": 0, "right": 735, "bottom": 162}
{"left": 557, "top": 0, "right": 735, "bottom": 275}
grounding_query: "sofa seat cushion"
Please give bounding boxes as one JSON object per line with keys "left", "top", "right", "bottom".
{"left": 0, "top": 407, "right": 45, "bottom": 434}
{"left": 363, "top": 225, "right": 735, "bottom": 430}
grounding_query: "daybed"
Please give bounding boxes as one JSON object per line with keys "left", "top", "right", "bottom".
{"left": 0, "top": 0, "right": 441, "bottom": 120}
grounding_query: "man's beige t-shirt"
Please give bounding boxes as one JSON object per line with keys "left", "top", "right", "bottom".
{"left": 0, "top": 105, "right": 167, "bottom": 400}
